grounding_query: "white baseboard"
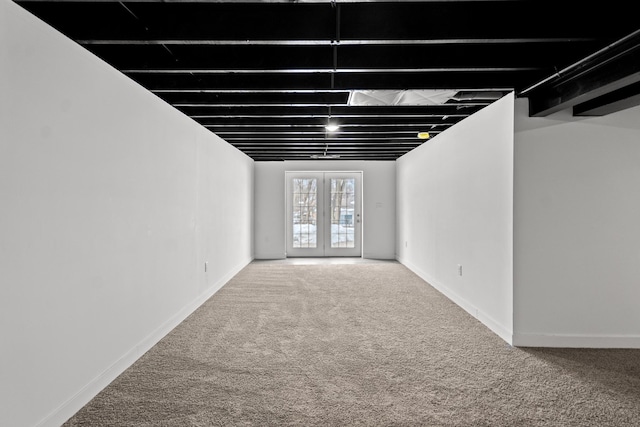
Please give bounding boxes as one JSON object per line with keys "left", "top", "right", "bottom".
{"left": 363, "top": 252, "right": 396, "bottom": 260}
{"left": 254, "top": 252, "right": 286, "bottom": 260}
{"left": 398, "top": 257, "right": 514, "bottom": 346}
{"left": 512, "top": 332, "right": 640, "bottom": 348}
{"left": 38, "top": 257, "right": 252, "bottom": 427}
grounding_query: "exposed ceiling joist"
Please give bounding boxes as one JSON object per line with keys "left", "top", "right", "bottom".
{"left": 124, "top": 67, "right": 540, "bottom": 74}
{"left": 522, "top": 29, "right": 640, "bottom": 117}
{"left": 76, "top": 38, "right": 598, "bottom": 46}
{"left": 573, "top": 80, "right": 640, "bottom": 116}
{"left": 14, "top": 0, "right": 640, "bottom": 160}
{"left": 12, "top": 0, "right": 559, "bottom": 3}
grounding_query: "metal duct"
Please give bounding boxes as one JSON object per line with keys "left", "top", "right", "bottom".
{"left": 450, "top": 91, "right": 505, "bottom": 101}
{"left": 348, "top": 90, "right": 459, "bottom": 106}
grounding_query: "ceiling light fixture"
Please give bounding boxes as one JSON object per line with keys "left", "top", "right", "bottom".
{"left": 417, "top": 132, "right": 431, "bottom": 139}
{"left": 325, "top": 105, "right": 339, "bottom": 132}
{"left": 310, "top": 153, "right": 341, "bottom": 159}
{"left": 311, "top": 142, "right": 341, "bottom": 159}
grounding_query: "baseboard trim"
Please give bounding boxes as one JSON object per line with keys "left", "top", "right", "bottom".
{"left": 254, "top": 252, "right": 286, "bottom": 260}
{"left": 512, "top": 332, "right": 640, "bottom": 348}
{"left": 37, "top": 257, "right": 252, "bottom": 427}
{"left": 398, "top": 257, "right": 513, "bottom": 346}
{"left": 363, "top": 252, "right": 396, "bottom": 260}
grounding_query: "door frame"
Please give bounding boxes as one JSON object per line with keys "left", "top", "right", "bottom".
{"left": 285, "top": 171, "right": 363, "bottom": 258}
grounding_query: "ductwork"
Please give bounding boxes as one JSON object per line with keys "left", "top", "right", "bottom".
{"left": 450, "top": 91, "right": 505, "bottom": 101}
{"left": 348, "top": 90, "right": 459, "bottom": 106}
{"left": 348, "top": 89, "right": 504, "bottom": 106}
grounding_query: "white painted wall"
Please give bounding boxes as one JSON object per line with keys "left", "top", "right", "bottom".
{"left": 254, "top": 161, "right": 396, "bottom": 259}
{"left": 0, "top": 2, "right": 254, "bottom": 426}
{"left": 513, "top": 99, "right": 640, "bottom": 348}
{"left": 254, "top": 162, "right": 288, "bottom": 259}
{"left": 396, "top": 94, "right": 514, "bottom": 343}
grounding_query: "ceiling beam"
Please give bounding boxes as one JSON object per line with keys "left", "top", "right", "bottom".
{"left": 222, "top": 137, "right": 426, "bottom": 141}
{"left": 214, "top": 130, "right": 433, "bottom": 135}
{"left": 171, "top": 103, "right": 490, "bottom": 108}
{"left": 13, "top": 0, "right": 559, "bottom": 3}
{"left": 204, "top": 123, "right": 451, "bottom": 127}
{"left": 151, "top": 88, "right": 511, "bottom": 93}
{"left": 193, "top": 114, "right": 465, "bottom": 119}
{"left": 573, "top": 80, "right": 640, "bottom": 116}
{"left": 77, "top": 38, "right": 594, "bottom": 46}
{"left": 124, "top": 67, "right": 540, "bottom": 74}
{"left": 180, "top": 105, "right": 477, "bottom": 115}
{"left": 522, "top": 29, "right": 640, "bottom": 117}
{"left": 127, "top": 72, "right": 529, "bottom": 90}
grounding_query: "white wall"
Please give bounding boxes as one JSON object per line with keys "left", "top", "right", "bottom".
{"left": 396, "top": 94, "right": 514, "bottom": 343}
{"left": 0, "top": 2, "right": 254, "bottom": 426}
{"left": 254, "top": 161, "right": 396, "bottom": 259}
{"left": 254, "top": 162, "right": 288, "bottom": 259}
{"left": 513, "top": 99, "right": 640, "bottom": 348}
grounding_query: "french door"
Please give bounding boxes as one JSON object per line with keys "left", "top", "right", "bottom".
{"left": 286, "top": 171, "right": 362, "bottom": 257}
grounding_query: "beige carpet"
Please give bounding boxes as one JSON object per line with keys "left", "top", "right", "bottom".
{"left": 65, "top": 261, "right": 640, "bottom": 426}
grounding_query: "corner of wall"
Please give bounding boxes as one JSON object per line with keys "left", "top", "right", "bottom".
{"left": 513, "top": 100, "right": 640, "bottom": 348}
{"left": 400, "top": 258, "right": 514, "bottom": 346}
{"left": 396, "top": 93, "right": 514, "bottom": 346}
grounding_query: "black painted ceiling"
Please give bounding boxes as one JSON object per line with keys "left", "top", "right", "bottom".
{"left": 14, "top": 0, "right": 640, "bottom": 161}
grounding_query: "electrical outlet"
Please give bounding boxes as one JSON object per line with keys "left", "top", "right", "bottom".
{"left": 457, "top": 264, "right": 463, "bottom": 276}
{"left": 205, "top": 262, "right": 208, "bottom": 273}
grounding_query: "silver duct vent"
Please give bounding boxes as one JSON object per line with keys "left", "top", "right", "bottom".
{"left": 348, "top": 90, "right": 504, "bottom": 106}
{"left": 450, "top": 91, "right": 505, "bottom": 101}
{"left": 348, "top": 90, "right": 459, "bottom": 106}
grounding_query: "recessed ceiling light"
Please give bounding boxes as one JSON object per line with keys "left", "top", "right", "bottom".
{"left": 325, "top": 124, "right": 339, "bottom": 132}
{"left": 417, "top": 132, "right": 430, "bottom": 139}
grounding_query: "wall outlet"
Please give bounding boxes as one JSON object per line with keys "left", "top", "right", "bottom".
{"left": 457, "top": 264, "right": 463, "bottom": 276}
{"left": 205, "top": 262, "right": 208, "bottom": 273}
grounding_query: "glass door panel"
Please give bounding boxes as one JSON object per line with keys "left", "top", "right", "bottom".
{"left": 292, "top": 178, "right": 317, "bottom": 248}
{"left": 286, "top": 172, "right": 324, "bottom": 257}
{"left": 330, "top": 178, "right": 355, "bottom": 248}
{"left": 324, "top": 173, "right": 361, "bottom": 257}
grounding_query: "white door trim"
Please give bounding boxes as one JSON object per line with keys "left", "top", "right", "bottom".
{"left": 285, "top": 171, "right": 363, "bottom": 258}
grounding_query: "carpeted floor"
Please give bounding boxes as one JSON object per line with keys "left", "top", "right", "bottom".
{"left": 64, "top": 261, "right": 640, "bottom": 426}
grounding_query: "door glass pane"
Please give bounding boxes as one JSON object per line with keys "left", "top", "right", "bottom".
{"left": 330, "top": 178, "right": 355, "bottom": 248}
{"left": 292, "top": 178, "right": 317, "bottom": 248}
